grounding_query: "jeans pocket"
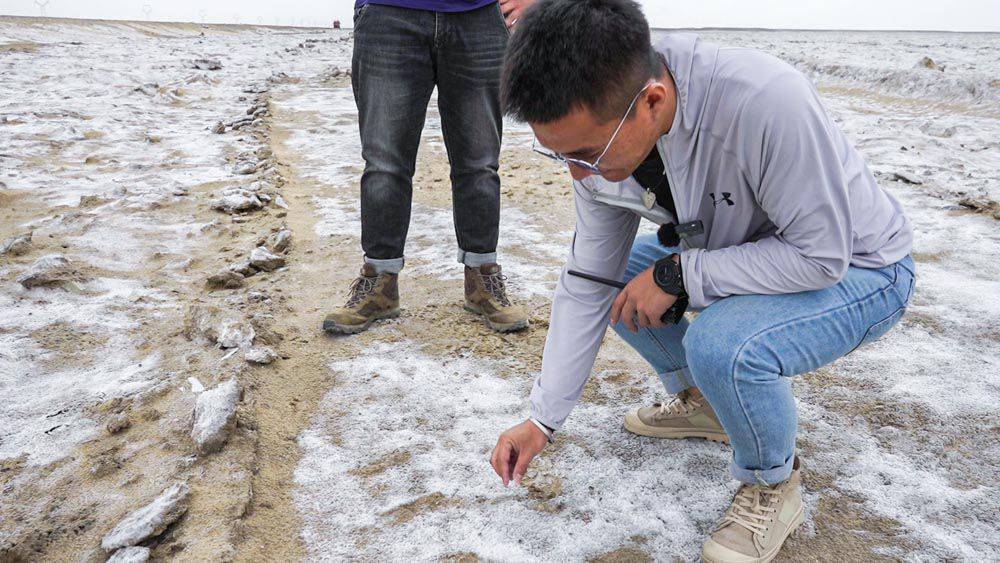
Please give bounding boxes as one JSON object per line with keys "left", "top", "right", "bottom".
{"left": 494, "top": 2, "right": 511, "bottom": 38}
{"left": 853, "top": 307, "right": 906, "bottom": 352}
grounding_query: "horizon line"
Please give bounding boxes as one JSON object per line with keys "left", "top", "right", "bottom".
{"left": 653, "top": 25, "right": 999, "bottom": 34}
{"left": 1, "top": 14, "right": 997, "bottom": 34}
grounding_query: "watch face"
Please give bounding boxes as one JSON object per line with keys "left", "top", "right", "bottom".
{"left": 656, "top": 260, "right": 681, "bottom": 292}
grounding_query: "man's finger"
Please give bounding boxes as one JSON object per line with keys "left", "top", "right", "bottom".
{"left": 490, "top": 441, "right": 501, "bottom": 477}
{"left": 498, "top": 441, "right": 513, "bottom": 486}
{"left": 610, "top": 291, "right": 626, "bottom": 325}
{"left": 622, "top": 296, "right": 638, "bottom": 332}
{"left": 637, "top": 309, "right": 652, "bottom": 328}
{"left": 648, "top": 312, "right": 667, "bottom": 329}
{"left": 512, "top": 445, "right": 536, "bottom": 486}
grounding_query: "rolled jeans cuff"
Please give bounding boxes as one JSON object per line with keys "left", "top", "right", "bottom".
{"left": 730, "top": 453, "right": 795, "bottom": 486}
{"left": 659, "top": 367, "right": 695, "bottom": 394}
{"left": 457, "top": 249, "right": 497, "bottom": 268}
{"left": 364, "top": 256, "right": 404, "bottom": 274}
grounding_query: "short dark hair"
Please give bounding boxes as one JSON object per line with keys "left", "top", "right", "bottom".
{"left": 501, "top": 0, "right": 659, "bottom": 124}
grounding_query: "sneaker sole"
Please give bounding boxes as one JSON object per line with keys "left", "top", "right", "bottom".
{"left": 624, "top": 411, "right": 730, "bottom": 444}
{"left": 701, "top": 505, "right": 804, "bottom": 563}
{"left": 322, "top": 308, "right": 401, "bottom": 335}
{"left": 463, "top": 303, "right": 529, "bottom": 333}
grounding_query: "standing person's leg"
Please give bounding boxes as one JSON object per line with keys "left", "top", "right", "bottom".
{"left": 354, "top": 4, "right": 435, "bottom": 272}
{"left": 611, "top": 234, "right": 728, "bottom": 442}
{"left": 323, "top": 4, "right": 436, "bottom": 334}
{"left": 435, "top": 3, "right": 528, "bottom": 333}
{"left": 685, "top": 256, "right": 915, "bottom": 562}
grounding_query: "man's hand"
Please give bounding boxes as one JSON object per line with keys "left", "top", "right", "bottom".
{"left": 610, "top": 264, "right": 678, "bottom": 332}
{"left": 490, "top": 420, "right": 548, "bottom": 486}
{"left": 499, "top": 0, "right": 536, "bottom": 29}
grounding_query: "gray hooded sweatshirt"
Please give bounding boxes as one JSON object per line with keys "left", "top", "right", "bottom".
{"left": 530, "top": 33, "right": 913, "bottom": 431}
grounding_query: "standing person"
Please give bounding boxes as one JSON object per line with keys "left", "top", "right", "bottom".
{"left": 323, "top": 0, "right": 535, "bottom": 335}
{"left": 489, "top": 1, "right": 915, "bottom": 561}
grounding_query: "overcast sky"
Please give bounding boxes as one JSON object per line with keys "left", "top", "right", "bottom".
{"left": 2, "top": 0, "right": 999, "bottom": 32}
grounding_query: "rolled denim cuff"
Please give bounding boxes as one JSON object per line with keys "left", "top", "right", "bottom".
{"left": 457, "top": 249, "right": 497, "bottom": 268}
{"left": 364, "top": 256, "right": 404, "bottom": 274}
{"left": 730, "top": 453, "right": 795, "bottom": 486}
{"left": 658, "top": 366, "right": 695, "bottom": 394}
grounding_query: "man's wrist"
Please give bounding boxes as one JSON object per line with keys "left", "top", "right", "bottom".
{"left": 529, "top": 417, "right": 555, "bottom": 444}
{"left": 653, "top": 253, "right": 686, "bottom": 297}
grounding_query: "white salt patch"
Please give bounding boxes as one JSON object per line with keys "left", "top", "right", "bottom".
{"left": 0, "top": 278, "right": 165, "bottom": 465}
{"left": 294, "top": 342, "right": 734, "bottom": 560}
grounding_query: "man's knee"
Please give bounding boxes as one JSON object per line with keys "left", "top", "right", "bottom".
{"left": 683, "top": 319, "right": 780, "bottom": 390}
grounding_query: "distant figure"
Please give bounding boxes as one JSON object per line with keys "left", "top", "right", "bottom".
{"left": 333, "top": 19, "right": 341, "bottom": 29}
{"left": 323, "top": 0, "right": 537, "bottom": 335}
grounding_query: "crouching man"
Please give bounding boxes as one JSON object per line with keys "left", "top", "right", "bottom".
{"left": 489, "top": 1, "right": 915, "bottom": 561}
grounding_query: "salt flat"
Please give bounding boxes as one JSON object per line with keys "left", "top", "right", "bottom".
{"left": 1, "top": 17, "right": 997, "bottom": 561}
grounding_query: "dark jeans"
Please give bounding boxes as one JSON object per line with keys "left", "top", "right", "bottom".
{"left": 352, "top": 2, "right": 509, "bottom": 274}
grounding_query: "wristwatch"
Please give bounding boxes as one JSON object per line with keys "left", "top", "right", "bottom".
{"left": 653, "top": 254, "right": 686, "bottom": 297}
{"left": 652, "top": 254, "right": 689, "bottom": 325}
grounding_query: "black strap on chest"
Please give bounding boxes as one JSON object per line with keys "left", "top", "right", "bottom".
{"left": 657, "top": 220, "right": 704, "bottom": 247}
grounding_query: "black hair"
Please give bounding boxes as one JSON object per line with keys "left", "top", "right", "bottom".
{"left": 501, "top": 0, "right": 659, "bottom": 124}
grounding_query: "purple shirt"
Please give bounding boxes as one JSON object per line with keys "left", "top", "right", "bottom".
{"left": 355, "top": 0, "right": 496, "bottom": 13}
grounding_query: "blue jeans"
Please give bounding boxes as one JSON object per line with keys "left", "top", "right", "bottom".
{"left": 352, "top": 2, "right": 509, "bottom": 274}
{"left": 613, "top": 234, "right": 916, "bottom": 485}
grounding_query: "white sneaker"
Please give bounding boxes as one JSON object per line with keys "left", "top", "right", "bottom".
{"left": 701, "top": 458, "right": 805, "bottom": 563}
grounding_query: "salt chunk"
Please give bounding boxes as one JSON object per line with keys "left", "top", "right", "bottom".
{"left": 210, "top": 190, "right": 262, "bottom": 213}
{"left": 217, "top": 318, "right": 255, "bottom": 349}
{"left": 17, "top": 254, "right": 78, "bottom": 288}
{"left": 101, "top": 483, "right": 189, "bottom": 552}
{"left": 245, "top": 346, "right": 279, "bottom": 365}
{"left": 0, "top": 231, "right": 32, "bottom": 256}
{"left": 249, "top": 246, "right": 285, "bottom": 271}
{"left": 192, "top": 58, "right": 222, "bottom": 70}
{"left": 107, "top": 546, "right": 150, "bottom": 563}
{"left": 266, "top": 230, "right": 293, "bottom": 254}
{"left": 188, "top": 377, "right": 205, "bottom": 393}
{"left": 191, "top": 379, "right": 241, "bottom": 454}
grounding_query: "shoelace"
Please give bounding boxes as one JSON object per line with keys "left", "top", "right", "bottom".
{"left": 720, "top": 484, "right": 781, "bottom": 536}
{"left": 345, "top": 275, "right": 378, "bottom": 307}
{"left": 655, "top": 390, "right": 702, "bottom": 417}
{"left": 481, "top": 271, "right": 512, "bottom": 307}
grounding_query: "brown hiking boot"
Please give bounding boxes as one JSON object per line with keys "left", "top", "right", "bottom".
{"left": 464, "top": 263, "right": 529, "bottom": 333}
{"left": 701, "top": 458, "right": 805, "bottom": 563}
{"left": 624, "top": 389, "right": 729, "bottom": 443}
{"left": 322, "top": 263, "right": 400, "bottom": 334}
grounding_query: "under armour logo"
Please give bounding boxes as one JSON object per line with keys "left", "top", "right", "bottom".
{"left": 710, "top": 192, "right": 735, "bottom": 207}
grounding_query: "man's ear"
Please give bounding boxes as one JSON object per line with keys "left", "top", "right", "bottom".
{"left": 644, "top": 82, "right": 669, "bottom": 119}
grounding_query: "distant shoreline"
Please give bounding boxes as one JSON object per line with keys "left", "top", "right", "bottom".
{"left": 0, "top": 14, "right": 998, "bottom": 34}
{"left": 0, "top": 14, "right": 331, "bottom": 31}
{"left": 652, "top": 26, "right": 1000, "bottom": 34}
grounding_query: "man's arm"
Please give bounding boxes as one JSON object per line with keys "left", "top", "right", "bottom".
{"left": 491, "top": 179, "right": 639, "bottom": 486}
{"left": 681, "top": 73, "right": 854, "bottom": 309}
{"left": 530, "top": 180, "right": 641, "bottom": 431}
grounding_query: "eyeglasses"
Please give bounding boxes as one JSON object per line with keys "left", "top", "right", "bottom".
{"left": 532, "top": 81, "right": 653, "bottom": 175}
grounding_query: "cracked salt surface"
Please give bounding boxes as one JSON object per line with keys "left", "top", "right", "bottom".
{"left": 295, "top": 342, "right": 735, "bottom": 560}
{"left": 0, "top": 20, "right": 350, "bottom": 467}
{"left": 0, "top": 278, "right": 165, "bottom": 465}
